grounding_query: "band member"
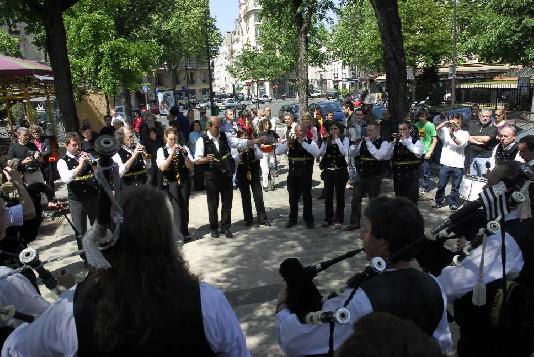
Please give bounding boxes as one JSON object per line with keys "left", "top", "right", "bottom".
{"left": 194, "top": 117, "right": 264, "bottom": 238}
{"left": 235, "top": 130, "right": 270, "bottom": 227}
{"left": 346, "top": 121, "right": 391, "bottom": 231}
{"left": 488, "top": 126, "right": 521, "bottom": 170}
{"left": 318, "top": 121, "right": 349, "bottom": 228}
{"left": 386, "top": 121, "right": 424, "bottom": 204}
{"left": 57, "top": 132, "right": 98, "bottom": 257}
{"left": 438, "top": 161, "right": 534, "bottom": 356}
{"left": 157, "top": 128, "right": 193, "bottom": 243}
{"left": 518, "top": 135, "right": 534, "bottom": 166}
{"left": 2, "top": 186, "right": 250, "bottom": 356}
{"left": 112, "top": 127, "right": 148, "bottom": 186}
{"left": 433, "top": 114, "right": 469, "bottom": 210}
{"left": 275, "top": 123, "right": 320, "bottom": 229}
{"left": 276, "top": 197, "right": 452, "bottom": 355}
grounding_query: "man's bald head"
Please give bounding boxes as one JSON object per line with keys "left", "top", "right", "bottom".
{"left": 500, "top": 126, "right": 516, "bottom": 147}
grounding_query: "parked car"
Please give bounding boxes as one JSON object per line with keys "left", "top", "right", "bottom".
{"left": 309, "top": 101, "right": 344, "bottom": 122}
{"left": 310, "top": 91, "right": 323, "bottom": 98}
{"left": 261, "top": 94, "right": 272, "bottom": 103}
{"left": 224, "top": 98, "right": 246, "bottom": 110}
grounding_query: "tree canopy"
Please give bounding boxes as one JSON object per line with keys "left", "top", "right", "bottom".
{"left": 0, "top": 28, "right": 21, "bottom": 57}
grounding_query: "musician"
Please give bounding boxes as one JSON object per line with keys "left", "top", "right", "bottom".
{"left": 112, "top": 127, "right": 148, "bottom": 186}
{"left": 194, "top": 117, "right": 264, "bottom": 238}
{"left": 235, "top": 130, "right": 270, "bottom": 227}
{"left": 276, "top": 197, "right": 452, "bottom": 355}
{"left": 346, "top": 121, "right": 391, "bottom": 231}
{"left": 57, "top": 132, "right": 98, "bottom": 257}
{"left": 2, "top": 185, "right": 250, "bottom": 356}
{"left": 275, "top": 123, "right": 318, "bottom": 228}
{"left": 488, "top": 126, "right": 522, "bottom": 170}
{"left": 437, "top": 160, "right": 534, "bottom": 356}
{"left": 157, "top": 127, "right": 194, "bottom": 243}
{"left": 433, "top": 114, "right": 469, "bottom": 210}
{"left": 518, "top": 135, "right": 534, "bottom": 167}
{"left": 385, "top": 121, "right": 424, "bottom": 204}
{"left": 318, "top": 121, "right": 349, "bottom": 228}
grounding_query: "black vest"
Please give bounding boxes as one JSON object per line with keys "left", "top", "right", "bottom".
{"left": 288, "top": 140, "right": 314, "bottom": 177}
{"left": 118, "top": 147, "right": 147, "bottom": 185}
{"left": 239, "top": 147, "right": 259, "bottom": 168}
{"left": 319, "top": 140, "right": 347, "bottom": 170}
{"left": 360, "top": 269, "right": 444, "bottom": 336}
{"left": 73, "top": 276, "right": 214, "bottom": 357}
{"left": 162, "top": 147, "right": 189, "bottom": 185}
{"left": 494, "top": 143, "right": 519, "bottom": 165}
{"left": 63, "top": 155, "right": 98, "bottom": 201}
{"left": 392, "top": 138, "right": 421, "bottom": 180}
{"left": 356, "top": 138, "right": 385, "bottom": 178}
{"left": 202, "top": 133, "right": 234, "bottom": 178}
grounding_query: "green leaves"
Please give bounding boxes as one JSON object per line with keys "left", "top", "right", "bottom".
{"left": 228, "top": 45, "right": 291, "bottom": 82}
{"left": 0, "top": 28, "right": 21, "bottom": 57}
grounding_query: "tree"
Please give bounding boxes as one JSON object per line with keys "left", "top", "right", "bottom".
{"left": 260, "top": 0, "right": 335, "bottom": 115}
{"left": 0, "top": 28, "right": 21, "bottom": 57}
{"left": 0, "top": 0, "right": 81, "bottom": 132}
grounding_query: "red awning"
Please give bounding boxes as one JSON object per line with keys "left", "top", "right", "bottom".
{"left": 0, "top": 55, "right": 52, "bottom": 78}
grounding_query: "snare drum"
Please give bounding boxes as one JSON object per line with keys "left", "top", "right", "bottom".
{"left": 459, "top": 175, "right": 488, "bottom": 201}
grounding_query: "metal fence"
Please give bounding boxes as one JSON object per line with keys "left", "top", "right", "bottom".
{"left": 455, "top": 84, "right": 533, "bottom": 111}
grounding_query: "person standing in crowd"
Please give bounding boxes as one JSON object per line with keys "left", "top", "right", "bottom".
{"left": 488, "top": 126, "right": 521, "bottom": 170}
{"left": 467, "top": 109, "right": 497, "bottom": 176}
{"left": 235, "top": 129, "right": 270, "bottom": 227}
{"left": 221, "top": 109, "right": 236, "bottom": 136}
{"left": 346, "top": 121, "right": 391, "bottom": 231}
{"left": 99, "top": 114, "right": 115, "bottom": 136}
{"left": 275, "top": 123, "right": 320, "bottom": 229}
{"left": 379, "top": 110, "right": 395, "bottom": 142}
{"left": 493, "top": 109, "right": 512, "bottom": 138}
{"left": 432, "top": 114, "right": 469, "bottom": 210}
{"left": 282, "top": 112, "right": 297, "bottom": 140}
{"left": 199, "top": 108, "right": 209, "bottom": 131}
{"left": 438, "top": 161, "right": 533, "bottom": 356}
{"left": 518, "top": 135, "right": 534, "bottom": 166}
{"left": 194, "top": 117, "right": 265, "bottom": 238}
{"left": 141, "top": 128, "right": 163, "bottom": 188}
{"left": 257, "top": 119, "right": 279, "bottom": 192}
{"left": 314, "top": 107, "right": 327, "bottom": 143}
{"left": 189, "top": 120, "right": 205, "bottom": 191}
{"left": 2, "top": 186, "right": 251, "bottom": 356}
{"left": 7, "top": 127, "right": 43, "bottom": 185}
{"left": 326, "top": 111, "right": 335, "bottom": 123}
{"left": 301, "top": 113, "right": 318, "bottom": 143}
{"left": 237, "top": 110, "right": 254, "bottom": 139}
{"left": 386, "top": 121, "right": 423, "bottom": 204}
{"left": 112, "top": 127, "right": 148, "bottom": 186}
{"left": 80, "top": 125, "right": 96, "bottom": 154}
{"left": 110, "top": 108, "right": 125, "bottom": 126}
{"left": 186, "top": 109, "right": 195, "bottom": 126}
{"left": 276, "top": 197, "right": 452, "bottom": 356}
{"left": 318, "top": 121, "right": 349, "bottom": 228}
{"left": 57, "top": 132, "right": 98, "bottom": 259}
{"left": 140, "top": 113, "right": 164, "bottom": 145}
{"left": 415, "top": 109, "right": 437, "bottom": 196}
{"left": 466, "top": 104, "right": 480, "bottom": 130}
{"left": 29, "top": 125, "right": 52, "bottom": 191}
{"left": 343, "top": 103, "right": 367, "bottom": 188}
{"left": 157, "top": 127, "right": 193, "bottom": 243}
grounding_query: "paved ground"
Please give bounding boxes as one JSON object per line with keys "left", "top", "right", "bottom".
{"left": 29, "top": 153, "right": 460, "bottom": 356}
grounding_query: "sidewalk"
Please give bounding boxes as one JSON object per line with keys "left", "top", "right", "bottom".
{"left": 32, "top": 157, "right": 456, "bottom": 356}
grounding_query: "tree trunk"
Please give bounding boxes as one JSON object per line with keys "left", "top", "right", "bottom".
{"left": 42, "top": 0, "right": 79, "bottom": 133}
{"left": 296, "top": 25, "right": 308, "bottom": 116}
{"left": 120, "top": 81, "right": 132, "bottom": 125}
{"left": 370, "top": 0, "right": 409, "bottom": 126}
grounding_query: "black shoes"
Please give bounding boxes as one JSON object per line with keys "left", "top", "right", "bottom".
{"left": 183, "top": 235, "right": 193, "bottom": 244}
{"left": 211, "top": 230, "right": 220, "bottom": 238}
{"left": 260, "top": 221, "right": 271, "bottom": 226}
{"left": 432, "top": 203, "right": 446, "bottom": 209}
{"left": 224, "top": 229, "right": 233, "bottom": 238}
{"left": 245, "top": 221, "right": 254, "bottom": 227}
{"left": 286, "top": 221, "right": 297, "bottom": 228}
{"left": 345, "top": 224, "right": 360, "bottom": 231}
{"left": 321, "top": 221, "right": 331, "bottom": 228}
{"left": 306, "top": 222, "right": 314, "bottom": 229}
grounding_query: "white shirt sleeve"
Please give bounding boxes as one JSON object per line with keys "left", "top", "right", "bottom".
{"left": 318, "top": 142, "right": 327, "bottom": 157}
{"left": 348, "top": 142, "right": 362, "bottom": 157}
{"left": 57, "top": 158, "right": 74, "bottom": 184}
{"left": 200, "top": 283, "right": 250, "bottom": 357}
{"left": 432, "top": 276, "right": 453, "bottom": 353}
{"left": 194, "top": 138, "right": 206, "bottom": 162}
{"left": 335, "top": 138, "right": 349, "bottom": 156}
{"left": 437, "top": 231, "right": 524, "bottom": 302}
{"left": 227, "top": 136, "right": 250, "bottom": 151}
{"left": 254, "top": 145, "right": 264, "bottom": 160}
{"left": 275, "top": 141, "right": 289, "bottom": 155}
{"left": 4, "top": 205, "right": 24, "bottom": 229}
{"left": 301, "top": 141, "right": 320, "bottom": 157}
{"left": 400, "top": 138, "right": 424, "bottom": 157}
{"left": 111, "top": 153, "right": 126, "bottom": 176}
{"left": 489, "top": 145, "right": 498, "bottom": 170}
{"left": 0, "top": 267, "right": 50, "bottom": 329}
{"left": 366, "top": 139, "right": 391, "bottom": 161}
{"left": 156, "top": 147, "right": 166, "bottom": 170}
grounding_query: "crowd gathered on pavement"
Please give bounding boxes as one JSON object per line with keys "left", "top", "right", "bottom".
{"left": 0, "top": 97, "right": 533, "bottom": 356}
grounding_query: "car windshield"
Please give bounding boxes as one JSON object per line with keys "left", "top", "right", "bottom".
{"left": 320, "top": 102, "right": 341, "bottom": 112}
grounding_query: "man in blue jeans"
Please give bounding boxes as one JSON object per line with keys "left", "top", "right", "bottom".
{"left": 467, "top": 110, "right": 497, "bottom": 176}
{"left": 415, "top": 110, "right": 437, "bottom": 195}
{"left": 433, "top": 114, "right": 469, "bottom": 210}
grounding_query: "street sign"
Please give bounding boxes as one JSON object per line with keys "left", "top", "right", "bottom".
{"left": 142, "top": 85, "right": 149, "bottom": 93}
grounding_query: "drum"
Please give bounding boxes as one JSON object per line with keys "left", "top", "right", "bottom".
{"left": 459, "top": 175, "right": 488, "bottom": 201}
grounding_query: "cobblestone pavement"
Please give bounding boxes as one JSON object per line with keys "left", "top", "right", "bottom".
{"left": 32, "top": 156, "right": 457, "bottom": 356}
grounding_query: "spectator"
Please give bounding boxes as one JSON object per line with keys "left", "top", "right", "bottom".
{"left": 186, "top": 109, "right": 195, "bottom": 126}
{"left": 199, "top": 108, "right": 209, "bottom": 131}
{"left": 221, "top": 109, "right": 236, "bottom": 136}
{"left": 415, "top": 109, "right": 437, "bottom": 195}
{"left": 488, "top": 126, "right": 522, "bottom": 170}
{"left": 29, "top": 125, "right": 52, "bottom": 189}
{"left": 518, "top": 135, "right": 534, "bottom": 166}
{"left": 99, "top": 114, "right": 115, "bottom": 136}
{"left": 493, "top": 109, "right": 513, "bottom": 138}
{"left": 7, "top": 127, "right": 42, "bottom": 185}
{"left": 110, "top": 108, "right": 125, "bottom": 126}
{"left": 140, "top": 113, "right": 164, "bottom": 148}
{"left": 467, "top": 109, "right": 497, "bottom": 176}
{"left": 379, "top": 110, "right": 395, "bottom": 142}
{"left": 80, "top": 125, "right": 96, "bottom": 154}
{"left": 132, "top": 110, "right": 144, "bottom": 138}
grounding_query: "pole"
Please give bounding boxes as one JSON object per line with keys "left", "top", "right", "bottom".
{"left": 205, "top": 2, "right": 216, "bottom": 116}
{"left": 450, "top": 0, "right": 458, "bottom": 106}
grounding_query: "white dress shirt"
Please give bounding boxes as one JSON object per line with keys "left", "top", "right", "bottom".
{"left": 437, "top": 211, "right": 524, "bottom": 302}
{"left": 318, "top": 137, "right": 349, "bottom": 157}
{"left": 275, "top": 140, "right": 320, "bottom": 157}
{"left": 276, "top": 272, "right": 452, "bottom": 356}
{"left": 488, "top": 142, "right": 524, "bottom": 170}
{"left": 384, "top": 137, "right": 424, "bottom": 160}
{"left": 2, "top": 283, "right": 250, "bottom": 357}
{"left": 194, "top": 132, "right": 250, "bottom": 162}
{"left": 0, "top": 267, "right": 50, "bottom": 329}
{"left": 156, "top": 145, "right": 194, "bottom": 169}
{"left": 438, "top": 128, "right": 469, "bottom": 169}
{"left": 348, "top": 138, "right": 392, "bottom": 161}
{"left": 57, "top": 152, "right": 96, "bottom": 184}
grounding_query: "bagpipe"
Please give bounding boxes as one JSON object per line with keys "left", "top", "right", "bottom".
{"left": 0, "top": 135, "right": 121, "bottom": 326}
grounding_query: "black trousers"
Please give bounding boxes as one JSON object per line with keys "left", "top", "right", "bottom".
{"left": 194, "top": 164, "right": 205, "bottom": 191}
{"left": 393, "top": 177, "right": 419, "bottom": 205}
{"left": 147, "top": 163, "right": 162, "bottom": 189}
{"left": 323, "top": 168, "right": 349, "bottom": 224}
{"left": 204, "top": 172, "right": 233, "bottom": 231}
{"left": 167, "top": 179, "right": 191, "bottom": 238}
{"left": 349, "top": 175, "right": 382, "bottom": 226}
{"left": 287, "top": 173, "right": 314, "bottom": 224}
{"left": 237, "top": 162, "right": 267, "bottom": 224}
{"left": 68, "top": 196, "right": 97, "bottom": 258}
